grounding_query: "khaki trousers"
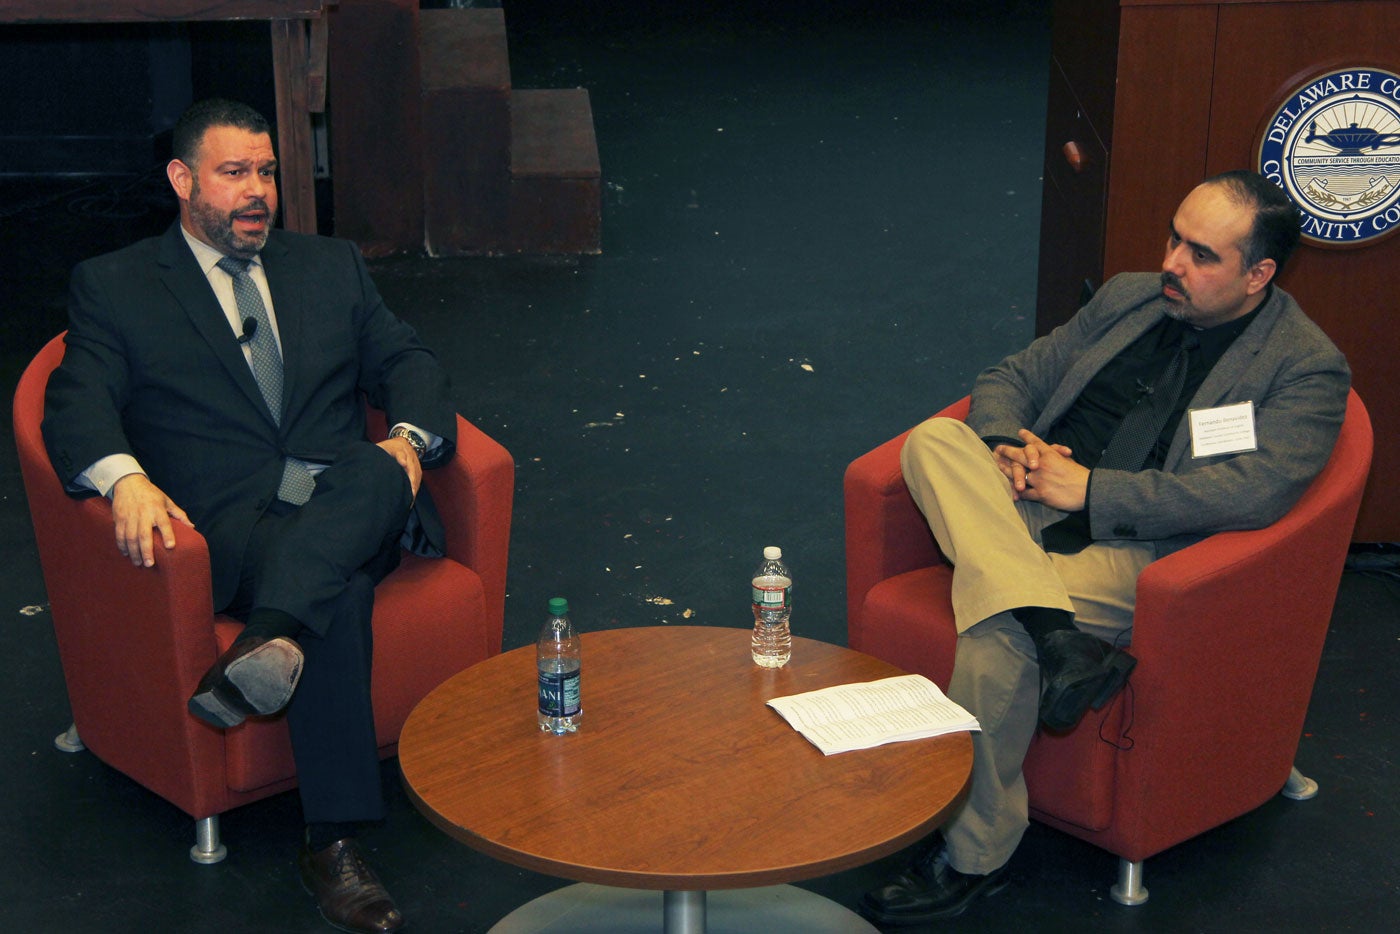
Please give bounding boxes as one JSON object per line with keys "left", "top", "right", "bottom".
{"left": 899, "top": 417, "right": 1154, "bottom": 874}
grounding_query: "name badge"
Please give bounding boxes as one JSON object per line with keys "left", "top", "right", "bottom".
{"left": 1189, "top": 401, "right": 1258, "bottom": 458}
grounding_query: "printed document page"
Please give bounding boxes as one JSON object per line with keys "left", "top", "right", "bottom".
{"left": 767, "top": 674, "right": 980, "bottom": 755}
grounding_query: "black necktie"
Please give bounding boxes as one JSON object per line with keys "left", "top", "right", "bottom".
{"left": 1097, "top": 329, "right": 1199, "bottom": 472}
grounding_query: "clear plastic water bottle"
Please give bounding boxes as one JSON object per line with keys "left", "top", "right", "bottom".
{"left": 751, "top": 546, "right": 793, "bottom": 668}
{"left": 537, "top": 597, "right": 582, "bottom": 733}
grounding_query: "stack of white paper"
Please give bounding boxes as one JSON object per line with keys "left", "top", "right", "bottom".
{"left": 767, "top": 674, "right": 980, "bottom": 755}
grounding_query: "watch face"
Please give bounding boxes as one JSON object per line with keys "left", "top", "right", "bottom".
{"left": 391, "top": 427, "right": 425, "bottom": 454}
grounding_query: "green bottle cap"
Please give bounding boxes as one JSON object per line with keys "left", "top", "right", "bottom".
{"left": 548, "top": 597, "right": 569, "bottom": 615}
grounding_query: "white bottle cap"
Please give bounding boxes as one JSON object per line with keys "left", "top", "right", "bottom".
{"left": 764, "top": 546, "right": 782, "bottom": 560}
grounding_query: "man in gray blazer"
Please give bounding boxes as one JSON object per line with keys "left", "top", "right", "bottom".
{"left": 42, "top": 99, "right": 453, "bottom": 934}
{"left": 861, "top": 171, "right": 1350, "bottom": 927}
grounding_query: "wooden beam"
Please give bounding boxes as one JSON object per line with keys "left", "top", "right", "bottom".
{"left": 0, "top": 1, "right": 324, "bottom": 24}
{"left": 271, "top": 18, "right": 318, "bottom": 233}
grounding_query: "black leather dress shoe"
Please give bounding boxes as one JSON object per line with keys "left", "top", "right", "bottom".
{"left": 1037, "top": 629, "right": 1136, "bottom": 731}
{"left": 299, "top": 838, "right": 405, "bottom": 934}
{"left": 187, "top": 635, "right": 303, "bottom": 729}
{"left": 859, "top": 839, "right": 1010, "bottom": 925}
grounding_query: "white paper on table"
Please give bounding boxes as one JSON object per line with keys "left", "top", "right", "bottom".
{"left": 766, "top": 673, "right": 980, "bottom": 755}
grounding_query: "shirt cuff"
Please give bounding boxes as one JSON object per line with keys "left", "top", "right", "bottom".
{"left": 80, "top": 454, "right": 146, "bottom": 498}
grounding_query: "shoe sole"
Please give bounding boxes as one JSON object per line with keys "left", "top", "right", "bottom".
{"left": 225, "top": 638, "right": 304, "bottom": 714}
{"left": 1041, "top": 649, "right": 1136, "bottom": 732}
{"left": 859, "top": 868, "right": 1011, "bottom": 925}
{"left": 188, "top": 638, "right": 304, "bottom": 729}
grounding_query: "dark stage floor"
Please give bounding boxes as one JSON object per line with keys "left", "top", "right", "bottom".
{"left": 1, "top": 2, "right": 1396, "bottom": 931}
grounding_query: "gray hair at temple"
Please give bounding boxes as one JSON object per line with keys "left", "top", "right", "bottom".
{"left": 171, "top": 99, "right": 274, "bottom": 169}
{"left": 1203, "top": 169, "right": 1302, "bottom": 275}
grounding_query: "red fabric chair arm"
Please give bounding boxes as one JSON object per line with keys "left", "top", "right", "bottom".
{"left": 420, "top": 415, "right": 514, "bottom": 656}
{"left": 1092, "top": 390, "right": 1372, "bottom": 859}
{"left": 844, "top": 397, "right": 969, "bottom": 650}
{"left": 19, "top": 480, "right": 229, "bottom": 816}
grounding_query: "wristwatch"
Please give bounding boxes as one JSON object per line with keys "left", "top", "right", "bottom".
{"left": 389, "top": 425, "right": 427, "bottom": 459}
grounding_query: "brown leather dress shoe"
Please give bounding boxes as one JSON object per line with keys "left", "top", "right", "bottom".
{"left": 187, "top": 635, "right": 303, "bottom": 729}
{"left": 299, "top": 838, "right": 405, "bottom": 934}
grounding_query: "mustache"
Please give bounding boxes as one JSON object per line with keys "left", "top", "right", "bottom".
{"left": 1160, "top": 271, "right": 1186, "bottom": 296}
{"left": 231, "top": 199, "right": 272, "bottom": 218}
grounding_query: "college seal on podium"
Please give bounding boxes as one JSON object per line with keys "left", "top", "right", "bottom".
{"left": 1257, "top": 66, "right": 1400, "bottom": 248}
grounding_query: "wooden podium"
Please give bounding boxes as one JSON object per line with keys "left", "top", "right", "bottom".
{"left": 1036, "top": 0, "right": 1399, "bottom": 541}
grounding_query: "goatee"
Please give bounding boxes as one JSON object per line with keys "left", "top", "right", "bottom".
{"left": 191, "top": 196, "right": 276, "bottom": 259}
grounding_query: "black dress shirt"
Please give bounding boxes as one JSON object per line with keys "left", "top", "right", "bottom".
{"left": 1035, "top": 297, "right": 1262, "bottom": 553}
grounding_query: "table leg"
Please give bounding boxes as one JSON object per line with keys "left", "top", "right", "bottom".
{"left": 664, "top": 890, "right": 706, "bottom": 933}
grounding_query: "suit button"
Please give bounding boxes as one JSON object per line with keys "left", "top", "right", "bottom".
{"left": 1114, "top": 525, "right": 1136, "bottom": 536}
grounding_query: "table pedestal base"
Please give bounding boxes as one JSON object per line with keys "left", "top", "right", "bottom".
{"left": 489, "top": 882, "right": 877, "bottom": 933}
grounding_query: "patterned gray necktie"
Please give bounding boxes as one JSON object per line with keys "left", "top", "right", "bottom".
{"left": 216, "top": 256, "right": 315, "bottom": 505}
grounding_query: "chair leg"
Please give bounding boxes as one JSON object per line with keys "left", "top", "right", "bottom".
{"left": 55, "top": 722, "right": 229, "bottom": 865}
{"left": 1281, "top": 765, "right": 1319, "bottom": 801}
{"left": 190, "top": 816, "right": 229, "bottom": 865}
{"left": 1110, "top": 858, "right": 1149, "bottom": 906}
{"left": 54, "top": 722, "right": 85, "bottom": 753}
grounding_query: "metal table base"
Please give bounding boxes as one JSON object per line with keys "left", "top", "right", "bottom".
{"left": 489, "top": 882, "right": 877, "bottom": 934}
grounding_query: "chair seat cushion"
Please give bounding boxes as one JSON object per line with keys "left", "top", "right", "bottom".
{"left": 857, "top": 566, "right": 959, "bottom": 690}
{"left": 221, "top": 554, "right": 487, "bottom": 793}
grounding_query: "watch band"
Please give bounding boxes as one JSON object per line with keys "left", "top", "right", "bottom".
{"left": 389, "top": 425, "right": 427, "bottom": 458}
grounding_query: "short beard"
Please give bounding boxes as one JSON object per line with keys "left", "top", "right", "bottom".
{"left": 188, "top": 178, "right": 274, "bottom": 259}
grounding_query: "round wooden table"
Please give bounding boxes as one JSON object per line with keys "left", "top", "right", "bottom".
{"left": 399, "top": 626, "right": 972, "bottom": 933}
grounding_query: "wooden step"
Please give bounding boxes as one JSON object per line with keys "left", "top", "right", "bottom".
{"left": 420, "top": 7, "right": 512, "bottom": 255}
{"left": 327, "top": 0, "right": 426, "bottom": 257}
{"left": 417, "top": 7, "right": 600, "bottom": 256}
{"left": 419, "top": 7, "right": 509, "bottom": 94}
{"left": 508, "top": 88, "right": 601, "bottom": 254}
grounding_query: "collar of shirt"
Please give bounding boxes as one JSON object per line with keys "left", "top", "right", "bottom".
{"left": 1188, "top": 286, "right": 1267, "bottom": 359}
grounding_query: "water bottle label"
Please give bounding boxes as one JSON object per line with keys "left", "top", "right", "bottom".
{"left": 752, "top": 585, "right": 790, "bottom": 607}
{"left": 538, "top": 670, "right": 582, "bottom": 717}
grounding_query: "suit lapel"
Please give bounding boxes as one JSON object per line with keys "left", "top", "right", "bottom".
{"left": 1163, "top": 289, "right": 1282, "bottom": 468}
{"left": 1187, "top": 292, "right": 1278, "bottom": 410}
{"left": 259, "top": 233, "right": 305, "bottom": 412}
{"left": 156, "top": 223, "right": 277, "bottom": 427}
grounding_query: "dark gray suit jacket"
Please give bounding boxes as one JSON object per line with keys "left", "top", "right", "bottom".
{"left": 43, "top": 222, "right": 457, "bottom": 608}
{"left": 968, "top": 272, "right": 1351, "bottom": 557}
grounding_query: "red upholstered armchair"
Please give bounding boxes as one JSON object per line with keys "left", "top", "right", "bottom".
{"left": 844, "top": 391, "right": 1372, "bottom": 904}
{"left": 13, "top": 333, "right": 514, "bottom": 863}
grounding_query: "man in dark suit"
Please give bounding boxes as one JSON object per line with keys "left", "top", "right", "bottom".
{"left": 42, "top": 99, "right": 455, "bottom": 934}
